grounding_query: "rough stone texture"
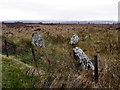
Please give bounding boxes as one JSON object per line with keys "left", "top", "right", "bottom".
{"left": 70, "top": 34, "right": 79, "bottom": 45}
{"left": 32, "top": 32, "right": 45, "bottom": 48}
{"left": 73, "top": 47, "right": 94, "bottom": 71}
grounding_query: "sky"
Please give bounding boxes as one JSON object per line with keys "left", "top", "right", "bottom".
{"left": 0, "top": 0, "right": 119, "bottom": 21}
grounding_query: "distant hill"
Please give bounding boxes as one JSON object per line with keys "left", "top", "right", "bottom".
{"left": 0, "top": 20, "right": 118, "bottom": 24}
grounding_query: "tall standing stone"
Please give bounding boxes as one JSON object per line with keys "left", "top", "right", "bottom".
{"left": 32, "top": 32, "right": 45, "bottom": 48}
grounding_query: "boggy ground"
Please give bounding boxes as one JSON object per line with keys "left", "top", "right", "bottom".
{"left": 1, "top": 23, "right": 120, "bottom": 88}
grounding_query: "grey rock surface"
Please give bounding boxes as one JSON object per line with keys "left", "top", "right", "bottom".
{"left": 32, "top": 32, "right": 45, "bottom": 48}
{"left": 73, "top": 47, "right": 94, "bottom": 71}
{"left": 70, "top": 34, "right": 79, "bottom": 45}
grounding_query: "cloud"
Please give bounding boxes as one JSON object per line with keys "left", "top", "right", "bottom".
{"left": 0, "top": 0, "right": 119, "bottom": 20}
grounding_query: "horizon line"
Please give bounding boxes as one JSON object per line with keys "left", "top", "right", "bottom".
{"left": 0, "top": 20, "right": 118, "bottom": 21}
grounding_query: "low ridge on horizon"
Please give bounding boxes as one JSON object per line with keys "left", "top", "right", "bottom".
{"left": 0, "top": 20, "right": 118, "bottom": 24}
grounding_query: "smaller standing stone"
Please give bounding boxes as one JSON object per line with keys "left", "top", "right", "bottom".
{"left": 70, "top": 34, "right": 79, "bottom": 45}
{"left": 32, "top": 32, "right": 45, "bottom": 48}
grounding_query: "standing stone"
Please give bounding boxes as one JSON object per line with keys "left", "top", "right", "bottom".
{"left": 32, "top": 32, "right": 45, "bottom": 48}
{"left": 73, "top": 47, "right": 94, "bottom": 71}
{"left": 70, "top": 34, "right": 79, "bottom": 45}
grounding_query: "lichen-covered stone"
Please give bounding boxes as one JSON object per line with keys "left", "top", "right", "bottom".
{"left": 70, "top": 34, "right": 79, "bottom": 45}
{"left": 32, "top": 32, "right": 45, "bottom": 48}
{"left": 73, "top": 47, "right": 94, "bottom": 71}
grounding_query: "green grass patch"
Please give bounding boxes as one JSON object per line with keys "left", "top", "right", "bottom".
{"left": 2, "top": 57, "right": 34, "bottom": 88}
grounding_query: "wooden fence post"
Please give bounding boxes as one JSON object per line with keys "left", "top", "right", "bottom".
{"left": 13, "top": 45, "right": 16, "bottom": 54}
{"left": 94, "top": 55, "right": 98, "bottom": 83}
{"left": 31, "top": 47, "right": 40, "bottom": 75}
{"left": 31, "top": 47, "right": 38, "bottom": 69}
{"left": 4, "top": 40, "right": 8, "bottom": 57}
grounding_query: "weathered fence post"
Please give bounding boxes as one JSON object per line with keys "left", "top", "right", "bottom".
{"left": 31, "top": 47, "right": 38, "bottom": 69}
{"left": 94, "top": 55, "right": 98, "bottom": 83}
{"left": 13, "top": 45, "right": 16, "bottom": 54}
{"left": 31, "top": 47, "right": 40, "bottom": 75}
{"left": 4, "top": 40, "right": 8, "bottom": 57}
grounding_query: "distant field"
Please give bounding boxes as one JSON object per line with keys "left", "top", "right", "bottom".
{"left": 1, "top": 23, "right": 120, "bottom": 88}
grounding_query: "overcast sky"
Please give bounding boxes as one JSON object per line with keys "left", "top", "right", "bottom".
{"left": 0, "top": 0, "right": 119, "bottom": 21}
